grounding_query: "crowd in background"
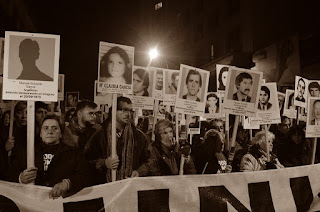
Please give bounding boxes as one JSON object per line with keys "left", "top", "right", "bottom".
{"left": 0, "top": 97, "right": 319, "bottom": 198}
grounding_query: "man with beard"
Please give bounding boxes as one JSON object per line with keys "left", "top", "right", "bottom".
{"left": 232, "top": 72, "right": 253, "bottom": 102}
{"left": 63, "top": 100, "right": 100, "bottom": 150}
{"left": 183, "top": 69, "right": 202, "bottom": 102}
{"left": 84, "top": 96, "right": 150, "bottom": 184}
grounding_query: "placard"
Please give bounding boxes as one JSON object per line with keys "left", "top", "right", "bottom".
{"left": 216, "top": 64, "right": 229, "bottom": 92}
{"left": 175, "top": 64, "right": 209, "bottom": 116}
{"left": 222, "top": 67, "right": 263, "bottom": 117}
{"left": 94, "top": 80, "right": 112, "bottom": 105}
{"left": 306, "top": 97, "right": 320, "bottom": 137}
{"left": 283, "top": 89, "right": 297, "bottom": 119}
{"left": 294, "top": 76, "right": 308, "bottom": 108}
{"left": 150, "top": 67, "right": 164, "bottom": 100}
{"left": 251, "top": 83, "right": 281, "bottom": 125}
{"left": 2, "top": 31, "right": 60, "bottom": 101}
{"left": 203, "top": 92, "right": 222, "bottom": 119}
{"left": 163, "top": 69, "right": 179, "bottom": 105}
{"left": 97, "top": 42, "right": 134, "bottom": 94}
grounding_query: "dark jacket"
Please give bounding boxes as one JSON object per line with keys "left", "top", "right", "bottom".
{"left": 84, "top": 120, "right": 150, "bottom": 184}
{"left": 137, "top": 142, "right": 196, "bottom": 176}
{"left": 7, "top": 142, "right": 91, "bottom": 197}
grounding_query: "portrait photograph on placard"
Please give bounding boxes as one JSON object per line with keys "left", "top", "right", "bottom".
{"left": 126, "top": 66, "right": 154, "bottom": 110}
{"left": 2, "top": 31, "right": 60, "bottom": 101}
{"left": 204, "top": 92, "right": 222, "bottom": 119}
{"left": 307, "top": 80, "right": 320, "bottom": 98}
{"left": 65, "top": 92, "right": 79, "bottom": 108}
{"left": 216, "top": 64, "right": 229, "bottom": 91}
{"left": 175, "top": 64, "right": 209, "bottom": 116}
{"left": 283, "top": 89, "right": 297, "bottom": 119}
{"left": 306, "top": 97, "right": 320, "bottom": 137}
{"left": 294, "top": 76, "right": 308, "bottom": 108}
{"left": 97, "top": 41, "right": 134, "bottom": 94}
{"left": 163, "top": 69, "right": 179, "bottom": 105}
{"left": 188, "top": 115, "right": 201, "bottom": 135}
{"left": 149, "top": 67, "right": 164, "bottom": 100}
{"left": 277, "top": 92, "right": 285, "bottom": 115}
{"left": 243, "top": 116, "right": 260, "bottom": 130}
{"left": 251, "top": 83, "right": 281, "bottom": 125}
{"left": 223, "top": 67, "right": 263, "bottom": 117}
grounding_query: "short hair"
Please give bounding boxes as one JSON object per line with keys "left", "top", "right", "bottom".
{"left": 14, "top": 101, "right": 27, "bottom": 116}
{"left": 235, "top": 72, "right": 252, "bottom": 87}
{"left": 41, "top": 113, "right": 65, "bottom": 135}
{"left": 117, "top": 96, "right": 132, "bottom": 110}
{"left": 207, "top": 93, "right": 218, "bottom": 100}
{"left": 251, "top": 131, "right": 275, "bottom": 146}
{"left": 100, "top": 46, "right": 132, "bottom": 84}
{"left": 260, "top": 86, "right": 270, "bottom": 101}
{"left": 171, "top": 72, "right": 179, "bottom": 81}
{"left": 186, "top": 69, "right": 202, "bottom": 87}
{"left": 154, "top": 119, "right": 174, "bottom": 143}
{"left": 75, "top": 100, "right": 97, "bottom": 116}
{"left": 298, "top": 78, "right": 305, "bottom": 87}
{"left": 156, "top": 69, "right": 163, "bottom": 76}
{"left": 35, "top": 101, "right": 48, "bottom": 112}
{"left": 309, "top": 82, "right": 320, "bottom": 92}
{"left": 19, "top": 39, "right": 39, "bottom": 59}
{"left": 134, "top": 68, "right": 149, "bottom": 88}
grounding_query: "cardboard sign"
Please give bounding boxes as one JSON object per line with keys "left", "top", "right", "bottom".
{"left": 251, "top": 83, "right": 281, "bottom": 125}
{"left": 150, "top": 67, "right": 164, "bottom": 100}
{"left": 97, "top": 42, "right": 134, "bottom": 94}
{"left": 163, "top": 69, "right": 179, "bottom": 105}
{"left": 203, "top": 92, "right": 222, "bottom": 119}
{"left": 306, "top": 97, "right": 320, "bottom": 138}
{"left": 283, "top": 89, "right": 297, "bottom": 119}
{"left": 94, "top": 80, "right": 112, "bottom": 105}
{"left": 294, "top": 76, "right": 308, "bottom": 108}
{"left": 216, "top": 64, "right": 229, "bottom": 92}
{"left": 222, "top": 67, "right": 263, "bottom": 117}
{"left": 175, "top": 64, "right": 209, "bottom": 116}
{"left": 2, "top": 31, "right": 60, "bottom": 101}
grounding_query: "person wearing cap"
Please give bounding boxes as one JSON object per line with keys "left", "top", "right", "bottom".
{"left": 11, "top": 114, "right": 92, "bottom": 199}
{"left": 240, "top": 131, "right": 284, "bottom": 171}
{"left": 63, "top": 100, "right": 100, "bottom": 150}
{"left": 136, "top": 119, "right": 196, "bottom": 176}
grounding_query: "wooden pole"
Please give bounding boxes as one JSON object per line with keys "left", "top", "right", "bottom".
{"left": 175, "top": 113, "right": 179, "bottom": 142}
{"left": 225, "top": 114, "right": 230, "bottom": 151}
{"left": 111, "top": 94, "right": 117, "bottom": 182}
{"left": 180, "top": 114, "right": 189, "bottom": 175}
{"left": 249, "top": 129, "right": 253, "bottom": 142}
{"left": 265, "top": 125, "right": 270, "bottom": 162}
{"left": 228, "top": 115, "right": 239, "bottom": 163}
{"left": 27, "top": 101, "right": 35, "bottom": 169}
{"left": 8, "top": 101, "right": 15, "bottom": 157}
{"left": 152, "top": 99, "right": 159, "bottom": 141}
{"left": 297, "top": 107, "right": 300, "bottom": 125}
{"left": 311, "top": 138, "right": 317, "bottom": 164}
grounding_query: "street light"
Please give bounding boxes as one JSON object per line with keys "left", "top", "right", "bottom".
{"left": 149, "top": 47, "right": 159, "bottom": 60}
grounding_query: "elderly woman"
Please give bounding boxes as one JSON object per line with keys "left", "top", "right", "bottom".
{"left": 240, "top": 131, "right": 284, "bottom": 171}
{"left": 193, "top": 129, "right": 230, "bottom": 174}
{"left": 137, "top": 119, "right": 196, "bottom": 176}
{"left": 8, "top": 114, "right": 92, "bottom": 199}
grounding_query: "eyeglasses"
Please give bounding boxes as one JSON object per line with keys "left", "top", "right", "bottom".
{"left": 118, "top": 108, "right": 134, "bottom": 113}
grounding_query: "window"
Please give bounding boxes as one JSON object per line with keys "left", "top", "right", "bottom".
{"left": 155, "top": 2, "right": 163, "bottom": 10}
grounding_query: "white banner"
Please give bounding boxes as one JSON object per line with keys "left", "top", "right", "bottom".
{"left": 1, "top": 164, "right": 320, "bottom": 211}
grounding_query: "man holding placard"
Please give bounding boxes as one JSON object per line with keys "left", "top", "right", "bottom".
{"left": 84, "top": 96, "right": 150, "bottom": 184}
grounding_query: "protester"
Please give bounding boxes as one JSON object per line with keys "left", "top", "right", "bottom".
{"left": 11, "top": 114, "right": 91, "bottom": 198}
{"left": 2, "top": 101, "right": 28, "bottom": 180}
{"left": 64, "top": 108, "right": 76, "bottom": 125}
{"left": 84, "top": 96, "right": 150, "bottom": 184}
{"left": 0, "top": 110, "right": 10, "bottom": 179}
{"left": 99, "top": 46, "right": 132, "bottom": 84}
{"left": 193, "top": 129, "right": 231, "bottom": 174}
{"left": 137, "top": 119, "right": 196, "bottom": 176}
{"left": 35, "top": 101, "right": 49, "bottom": 140}
{"left": 240, "top": 131, "right": 284, "bottom": 171}
{"left": 63, "top": 100, "right": 101, "bottom": 149}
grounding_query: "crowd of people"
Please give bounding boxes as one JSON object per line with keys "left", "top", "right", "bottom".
{"left": 0, "top": 97, "right": 318, "bottom": 199}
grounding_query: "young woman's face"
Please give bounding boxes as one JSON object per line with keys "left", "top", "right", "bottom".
{"left": 108, "top": 53, "right": 126, "bottom": 78}
{"left": 133, "top": 73, "right": 145, "bottom": 93}
{"left": 221, "top": 71, "right": 228, "bottom": 86}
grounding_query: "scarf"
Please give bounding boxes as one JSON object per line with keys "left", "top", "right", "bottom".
{"left": 105, "top": 122, "right": 135, "bottom": 182}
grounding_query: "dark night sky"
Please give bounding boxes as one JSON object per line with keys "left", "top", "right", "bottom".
{"left": 28, "top": 1, "right": 141, "bottom": 101}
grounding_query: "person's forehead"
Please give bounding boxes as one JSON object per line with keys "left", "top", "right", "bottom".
{"left": 42, "top": 119, "right": 59, "bottom": 127}
{"left": 189, "top": 74, "right": 200, "bottom": 80}
{"left": 298, "top": 80, "right": 305, "bottom": 86}
{"left": 82, "top": 106, "right": 97, "bottom": 112}
{"left": 36, "top": 108, "right": 47, "bottom": 112}
{"left": 311, "top": 87, "right": 319, "bottom": 91}
{"left": 119, "top": 101, "right": 132, "bottom": 109}
{"left": 213, "top": 121, "right": 223, "bottom": 126}
{"left": 314, "top": 101, "right": 320, "bottom": 107}
{"left": 241, "top": 78, "right": 252, "bottom": 83}
{"left": 163, "top": 127, "right": 173, "bottom": 133}
{"left": 208, "top": 97, "right": 217, "bottom": 100}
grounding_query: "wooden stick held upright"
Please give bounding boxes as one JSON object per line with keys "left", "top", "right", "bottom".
{"left": 228, "top": 115, "right": 239, "bottom": 163}
{"left": 225, "top": 114, "right": 230, "bottom": 151}
{"left": 27, "top": 101, "right": 35, "bottom": 169}
{"left": 311, "top": 138, "right": 317, "bottom": 165}
{"left": 111, "top": 94, "right": 117, "bottom": 182}
{"left": 8, "top": 101, "right": 15, "bottom": 157}
{"left": 152, "top": 99, "right": 159, "bottom": 141}
{"left": 179, "top": 114, "right": 189, "bottom": 175}
{"left": 264, "top": 125, "right": 270, "bottom": 162}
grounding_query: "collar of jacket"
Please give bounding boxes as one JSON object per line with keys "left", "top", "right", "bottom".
{"left": 69, "top": 118, "right": 86, "bottom": 135}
